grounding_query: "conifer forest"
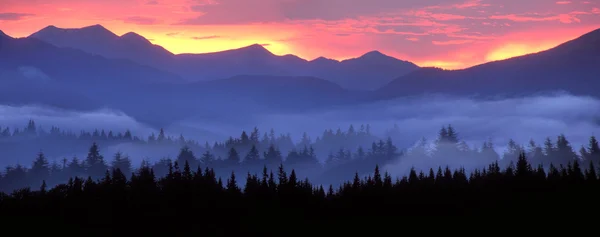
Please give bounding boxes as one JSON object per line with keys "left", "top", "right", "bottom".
{"left": 1, "top": 120, "right": 600, "bottom": 235}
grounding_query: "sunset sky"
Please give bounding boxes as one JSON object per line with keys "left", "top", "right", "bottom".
{"left": 1, "top": 0, "right": 600, "bottom": 69}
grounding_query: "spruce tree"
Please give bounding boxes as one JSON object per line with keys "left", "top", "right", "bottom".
{"left": 111, "top": 152, "right": 132, "bottom": 176}
{"left": 244, "top": 145, "right": 261, "bottom": 166}
{"left": 226, "top": 147, "right": 240, "bottom": 167}
{"left": 85, "top": 142, "right": 108, "bottom": 179}
{"left": 30, "top": 152, "right": 50, "bottom": 184}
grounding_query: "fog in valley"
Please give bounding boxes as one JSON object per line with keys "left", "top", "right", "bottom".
{"left": 1, "top": 92, "right": 598, "bottom": 184}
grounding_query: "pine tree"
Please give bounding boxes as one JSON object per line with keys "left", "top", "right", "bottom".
{"left": 85, "top": 142, "right": 108, "bottom": 179}
{"left": 157, "top": 128, "right": 166, "bottom": 142}
{"left": 111, "top": 152, "right": 132, "bottom": 176}
{"left": 373, "top": 165, "right": 382, "bottom": 187}
{"left": 585, "top": 161, "right": 598, "bottom": 181}
{"left": 240, "top": 131, "right": 249, "bottom": 144}
{"left": 288, "top": 170, "right": 298, "bottom": 188}
{"left": 277, "top": 164, "right": 288, "bottom": 186}
{"left": 200, "top": 150, "right": 215, "bottom": 167}
{"left": 446, "top": 124, "right": 459, "bottom": 144}
{"left": 515, "top": 152, "right": 532, "bottom": 178}
{"left": 244, "top": 145, "right": 261, "bottom": 166}
{"left": 176, "top": 146, "right": 197, "bottom": 168}
{"left": 26, "top": 119, "right": 36, "bottom": 135}
{"left": 226, "top": 147, "right": 240, "bottom": 167}
{"left": 556, "top": 134, "right": 578, "bottom": 164}
{"left": 250, "top": 127, "right": 260, "bottom": 144}
{"left": 30, "top": 152, "right": 50, "bottom": 183}
{"left": 588, "top": 136, "right": 600, "bottom": 163}
{"left": 544, "top": 137, "right": 555, "bottom": 157}
{"left": 263, "top": 144, "right": 283, "bottom": 165}
{"left": 40, "top": 180, "right": 47, "bottom": 194}
{"left": 226, "top": 172, "right": 240, "bottom": 194}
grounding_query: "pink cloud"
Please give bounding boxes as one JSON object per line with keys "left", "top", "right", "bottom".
{"left": 406, "top": 37, "right": 420, "bottom": 41}
{"left": 490, "top": 12, "right": 584, "bottom": 23}
{"left": 556, "top": 1, "right": 571, "bottom": 4}
{"left": 453, "top": 0, "right": 490, "bottom": 9}
{"left": 122, "top": 16, "right": 160, "bottom": 25}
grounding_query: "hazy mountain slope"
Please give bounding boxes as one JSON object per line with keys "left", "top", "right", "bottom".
{"left": 0, "top": 33, "right": 181, "bottom": 86}
{"left": 377, "top": 28, "right": 600, "bottom": 99}
{"left": 0, "top": 31, "right": 183, "bottom": 115}
{"left": 307, "top": 51, "right": 419, "bottom": 90}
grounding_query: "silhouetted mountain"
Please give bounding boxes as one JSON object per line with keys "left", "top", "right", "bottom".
{"left": 2, "top": 29, "right": 364, "bottom": 127}
{"left": 310, "top": 56, "right": 339, "bottom": 65}
{"left": 377, "top": 28, "right": 600, "bottom": 98}
{"left": 308, "top": 50, "right": 419, "bottom": 90}
{"left": 30, "top": 25, "right": 174, "bottom": 68}
{"left": 28, "top": 25, "right": 419, "bottom": 90}
{"left": 0, "top": 31, "right": 181, "bottom": 111}
{"left": 173, "top": 44, "right": 307, "bottom": 80}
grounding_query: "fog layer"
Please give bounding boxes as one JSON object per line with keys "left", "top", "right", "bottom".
{"left": 1, "top": 93, "right": 599, "bottom": 171}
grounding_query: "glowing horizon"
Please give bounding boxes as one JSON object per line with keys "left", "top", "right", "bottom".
{"left": 1, "top": 0, "right": 599, "bottom": 70}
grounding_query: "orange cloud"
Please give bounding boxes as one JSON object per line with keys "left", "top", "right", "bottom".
{"left": 556, "top": 1, "right": 572, "bottom": 4}
{"left": 432, "top": 39, "right": 474, "bottom": 45}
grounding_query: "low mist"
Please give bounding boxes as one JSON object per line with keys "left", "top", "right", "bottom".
{"left": 1, "top": 93, "right": 599, "bottom": 176}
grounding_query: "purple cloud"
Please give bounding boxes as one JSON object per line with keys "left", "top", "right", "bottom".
{"left": 0, "top": 12, "right": 34, "bottom": 21}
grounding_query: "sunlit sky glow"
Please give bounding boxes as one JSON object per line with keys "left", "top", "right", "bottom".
{"left": 1, "top": 0, "right": 599, "bottom": 69}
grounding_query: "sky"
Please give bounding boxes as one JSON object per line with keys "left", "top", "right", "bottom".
{"left": 1, "top": 0, "right": 600, "bottom": 69}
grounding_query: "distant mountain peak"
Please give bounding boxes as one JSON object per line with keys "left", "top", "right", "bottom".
{"left": 245, "top": 43, "right": 268, "bottom": 50}
{"left": 31, "top": 24, "right": 118, "bottom": 40}
{"left": 312, "top": 56, "right": 339, "bottom": 63}
{"left": 120, "top": 32, "right": 151, "bottom": 44}
{"left": 81, "top": 24, "right": 109, "bottom": 31}
{"left": 42, "top": 25, "right": 59, "bottom": 30}
{"left": 359, "top": 50, "right": 388, "bottom": 59}
{"left": 236, "top": 44, "right": 273, "bottom": 56}
{"left": 339, "top": 50, "right": 400, "bottom": 64}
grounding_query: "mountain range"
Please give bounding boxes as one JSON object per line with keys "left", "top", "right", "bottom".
{"left": 1, "top": 25, "right": 599, "bottom": 127}
{"left": 28, "top": 24, "right": 419, "bottom": 91}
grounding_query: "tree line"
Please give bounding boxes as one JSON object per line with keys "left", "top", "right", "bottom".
{"left": 1, "top": 150, "right": 600, "bottom": 235}
{"left": 0, "top": 120, "right": 381, "bottom": 167}
{"left": 2, "top": 122, "right": 599, "bottom": 193}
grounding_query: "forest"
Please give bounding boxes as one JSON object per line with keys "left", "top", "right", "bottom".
{"left": 2, "top": 120, "right": 599, "bottom": 193}
{"left": 2, "top": 120, "right": 600, "bottom": 233}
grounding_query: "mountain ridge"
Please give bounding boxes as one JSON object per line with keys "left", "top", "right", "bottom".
{"left": 376, "top": 27, "right": 600, "bottom": 99}
{"left": 23, "top": 24, "right": 419, "bottom": 90}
